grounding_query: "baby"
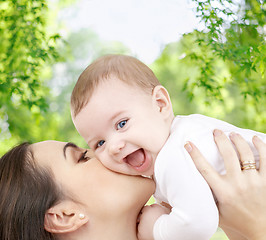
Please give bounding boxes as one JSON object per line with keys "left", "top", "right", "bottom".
{"left": 71, "top": 54, "right": 266, "bottom": 240}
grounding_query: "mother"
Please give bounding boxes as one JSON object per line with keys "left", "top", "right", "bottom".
{"left": 1, "top": 134, "right": 266, "bottom": 240}
{"left": 0, "top": 140, "right": 155, "bottom": 240}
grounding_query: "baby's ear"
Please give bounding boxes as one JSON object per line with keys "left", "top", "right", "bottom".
{"left": 44, "top": 201, "right": 89, "bottom": 234}
{"left": 152, "top": 85, "right": 173, "bottom": 117}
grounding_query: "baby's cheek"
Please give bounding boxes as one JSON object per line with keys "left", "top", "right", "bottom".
{"left": 95, "top": 151, "right": 101, "bottom": 159}
{"left": 98, "top": 155, "right": 111, "bottom": 168}
{"left": 93, "top": 151, "right": 102, "bottom": 162}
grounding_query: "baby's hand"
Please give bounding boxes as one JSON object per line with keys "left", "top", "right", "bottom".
{"left": 137, "top": 204, "right": 170, "bottom": 240}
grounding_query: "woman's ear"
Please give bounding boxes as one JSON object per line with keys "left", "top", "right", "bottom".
{"left": 152, "top": 85, "right": 173, "bottom": 118}
{"left": 44, "top": 201, "right": 89, "bottom": 234}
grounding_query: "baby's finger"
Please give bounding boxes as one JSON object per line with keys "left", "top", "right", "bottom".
{"left": 213, "top": 129, "right": 241, "bottom": 174}
{"left": 253, "top": 136, "right": 266, "bottom": 173}
{"left": 185, "top": 141, "right": 221, "bottom": 190}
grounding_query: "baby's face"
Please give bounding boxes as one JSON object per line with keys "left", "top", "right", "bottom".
{"left": 73, "top": 76, "right": 170, "bottom": 176}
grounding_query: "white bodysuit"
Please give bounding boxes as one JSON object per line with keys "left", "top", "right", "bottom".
{"left": 153, "top": 114, "right": 266, "bottom": 240}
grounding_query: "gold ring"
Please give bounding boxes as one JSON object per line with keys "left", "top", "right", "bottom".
{"left": 241, "top": 162, "right": 256, "bottom": 170}
{"left": 241, "top": 160, "right": 256, "bottom": 166}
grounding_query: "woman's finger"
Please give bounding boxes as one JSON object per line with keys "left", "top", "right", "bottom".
{"left": 229, "top": 132, "right": 257, "bottom": 174}
{"left": 213, "top": 129, "right": 241, "bottom": 174}
{"left": 185, "top": 141, "right": 222, "bottom": 192}
{"left": 253, "top": 135, "right": 266, "bottom": 173}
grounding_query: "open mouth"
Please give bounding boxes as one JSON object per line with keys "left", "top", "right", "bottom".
{"left": 124, "top": 149, "right": 145, "bottom": 168}
{"left": 124, "top": 148, "right": 153, "bottom": 174}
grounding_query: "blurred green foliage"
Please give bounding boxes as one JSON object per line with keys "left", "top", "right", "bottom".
{"left": 0, "top": 0, "right": 61, "bottom": 112}
{"left": 152, "top": 0, "right": 265, "bottom": 134}
{"left": 193, "top": 0, "right": 265, "bottom": 81}
{"left": 0, "top": 0, "right": 265, "bottom": 155}
{"left": 0, "top": 0, "right": 63, "bottom": 151}
{"left": 177, "top": 0, "right": 266, "bottom": 129}
{"left": 0, "top": 0, "right": 264, "bottom": 149}
{"left": 1, "top": 1, "right": 263, "bottom": 239}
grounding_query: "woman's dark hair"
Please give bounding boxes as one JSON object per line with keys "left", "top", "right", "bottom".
{"left": 0, "top": 142, "right": 62, "bottom": 240}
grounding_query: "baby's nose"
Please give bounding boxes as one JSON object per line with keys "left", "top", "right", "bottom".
{"left": 109, "top": 140, "right": 125, "bottom": 155}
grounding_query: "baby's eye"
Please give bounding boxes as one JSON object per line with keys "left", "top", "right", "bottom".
{"left": 96, "top": 140, "right": 105, "bottom": 148}
{"left": 117, "top": 120, "right": 127, "bottom": 130}
{"left": 78, "top": 150, "right": 90, "bottom": 163}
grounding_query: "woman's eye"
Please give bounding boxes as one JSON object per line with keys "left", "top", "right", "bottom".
{"left": 78, "top": 150, "right": 90, "bottom": 163}
{"left": 96, "top": 140, "right": 105, "bottom": 148}
{"left": 117, "top": 120, "right": 127, "bottom": 130}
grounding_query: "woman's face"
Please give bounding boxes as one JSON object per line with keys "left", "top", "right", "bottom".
{"left": 31, "top": 140, "right": 155, "bottom": 219}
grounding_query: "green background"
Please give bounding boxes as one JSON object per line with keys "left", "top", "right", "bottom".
{"left": 0, "top": 0, "right": 265, "bottom": 239}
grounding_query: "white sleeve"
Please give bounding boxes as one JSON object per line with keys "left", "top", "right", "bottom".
{"left": 187, "top": 114, "right": 266, "bottom": 168}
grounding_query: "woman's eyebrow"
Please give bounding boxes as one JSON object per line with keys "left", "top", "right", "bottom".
{"left": 63, "top": 142, "right": 78, "bottom": 158}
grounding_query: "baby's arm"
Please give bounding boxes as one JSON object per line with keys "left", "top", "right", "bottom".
{"left": 188, "top": 114, "right": 266, "bottom": 164}
{"left": 153, "top": 203, "right": 218, "bottom": 240}
{"left": 137, "top": 204, "right": 170, "bottom": 240}
{"left": 152, "top": 138, "right": 219, "bottom": 240}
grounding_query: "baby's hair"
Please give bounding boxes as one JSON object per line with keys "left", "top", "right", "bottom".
{"left": 71, "top": 54, "right": 161, "bottom": 117}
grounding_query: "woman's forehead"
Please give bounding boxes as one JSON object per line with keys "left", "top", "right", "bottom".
{"left": 31, "top": 141, "right": 67, "bottom": 165}
{"left": 31, "top": 140, "right": 63, "bottom": 155}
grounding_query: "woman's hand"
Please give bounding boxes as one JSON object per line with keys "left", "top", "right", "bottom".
{"left": 185, "top": 129, "right": 266, "bottom": 240}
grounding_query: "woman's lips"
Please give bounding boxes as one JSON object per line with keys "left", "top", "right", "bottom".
{"left": 124, "top": 149, "right": 152, "bottom": 173}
